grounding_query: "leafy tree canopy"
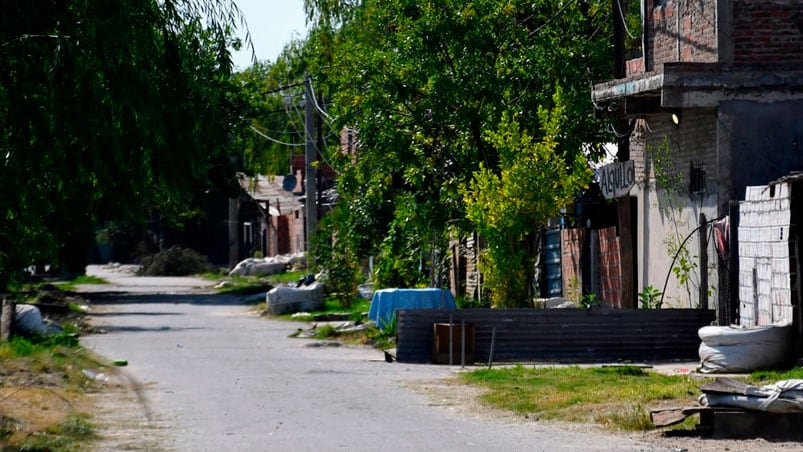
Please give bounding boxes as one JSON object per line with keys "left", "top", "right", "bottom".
{"left": 0, "top": 0, "right": 248, "bottom": 289}
{"left": 297, "top": 0, "right": 614, "bottom": 302}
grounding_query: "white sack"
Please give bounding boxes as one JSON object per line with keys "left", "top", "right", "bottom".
{"left": 266, "top": 281, "right": 325, "bottom": 315}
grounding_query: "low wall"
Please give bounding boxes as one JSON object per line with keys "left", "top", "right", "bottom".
{"left": 396, "top": 308, "right": 716, "bottom": 364}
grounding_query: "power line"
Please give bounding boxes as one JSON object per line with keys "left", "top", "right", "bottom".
{"left": 614, "top": 0, "right": 638, "bottom": 40}
{"left": 262, "top": 81, "right": 304, "bottom": 96}
{"left": 308, "top": 79, "right": 334, "bottom": 123}
{"left": 529, "top": 0, "right": 580, "bottom": 37}
{"left": 250, "top": 125, "right": 304, "bottom": 147}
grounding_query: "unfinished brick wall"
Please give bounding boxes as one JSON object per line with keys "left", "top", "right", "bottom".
{"left": 562, "top": 228, "right": 587, "bottom": 302}
{"left": 643, "top": 0, "right": 718, "bottom": 72}
{"left": 640, "top": 110, "right": 718, "bottom": 191}
{"left": 598, "top": 227, "right": 624, "bottom": 308}
{"left": 733, "top": 0, "right": 803, "bottom": 64}
{"left": 632, "top": 0, "right": 802, "bottom": 74}
{"left": 738, "top": 183, "right": 795, "bottom": 326}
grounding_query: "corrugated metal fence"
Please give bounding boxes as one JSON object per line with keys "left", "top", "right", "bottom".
{"left": 396, "top": 308, "right": 716, "bottom": 364}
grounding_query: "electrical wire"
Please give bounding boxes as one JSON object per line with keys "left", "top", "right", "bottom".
{"left": 307, "top": 79, "right": 334, "bottom": 123}
{"left": 262, "top": 81, "right": 304, "bottom": 96}
{"left": 250, "top": 125, "right": 304, "bottom": 147}
{"left": 615, "top": 0, "right": 638, "bottom": 40}
{"left": 529, "top": 0, "right": 580, "bottom": 37}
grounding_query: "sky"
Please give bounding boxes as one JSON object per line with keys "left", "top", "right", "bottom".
{"left": 231, "top": 0, "right": 309, "bottom": 70}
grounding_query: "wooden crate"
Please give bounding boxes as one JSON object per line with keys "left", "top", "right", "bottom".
{"left": 432, "top": 322, "right": 474, "bottom": 364}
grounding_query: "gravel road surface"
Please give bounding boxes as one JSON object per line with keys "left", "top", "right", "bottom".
{"left": 77, "top": 265, "right": 800, "bottom": 451}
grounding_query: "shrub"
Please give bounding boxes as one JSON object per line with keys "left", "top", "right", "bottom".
{"left": 138, "top": 246, "right": 215, "bottom": 276}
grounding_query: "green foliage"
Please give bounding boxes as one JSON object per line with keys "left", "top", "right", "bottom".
{"left": 638, "top": 285, "right": 663, "bottom": 309}
{"left": 298, "top": 0, "right": 613, "bottom": 297}
{"left": 313, "top": 324, "right": 339, "bottom": 339}
{"left": 0, "top": 334, "right": 79, "bottom": 360}
{"left": 648, "top": 138, "right": 706, "bottom": 307}
{"left": 464, "top": 100, "right": 592, "bottom": 307}
{"left": 312, "top": 205, "right": 364, "bottom": 306}
{"left": 749, "top": 367, "right": 803, "bottom": 383}
{"left": 580, "top": 293, "right": 600, "bottom": 309}
{"left": 0, "top": 0, "right": 247, "bottom": 290}
{"left": 379, "top": 313, "right": 397, "bottom": 338}
{"left": 460, "top": 365, "right": 705, "bottom": 431}
{"left": 54, "top": 275, "right": 107, "bottom": 292}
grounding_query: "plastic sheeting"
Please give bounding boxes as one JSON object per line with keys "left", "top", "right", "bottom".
{"left": 700, "top": 377, "right": 803, "bottom": 413}
{"left": 368, "top": 288, "right": 456, "bottom": 329}
{"left": 266, "top": 281, "right": 325, "bottom": 315}
{"left": 698, "top": 324, "right": 793, "bottom": 373}
{"left": 15, "top": 304, "right": 62, "bottom": 336}
{"left": 229, "top": 253, "right": 306, "bottom": 277}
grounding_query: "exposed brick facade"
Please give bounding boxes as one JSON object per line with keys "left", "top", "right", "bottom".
{"left": 598, "top": 227, "right": 624, "bottom": 308}
{"left": 561, "top": 228, "right": 587, "bottom": 302}
{"left": 638, "top": 110, "right": 718, "bottom": 192}
{"left": 628, "top": 0, "right": 803, "bottom": 76}
{"left": 636, "top": 0, "right": 718, "bottom": 75}
{"left": 733, "top": 0, "right": 803, "bottom": 64}
{"left": 595, "top": 0, "right": 802, "bottom": 317}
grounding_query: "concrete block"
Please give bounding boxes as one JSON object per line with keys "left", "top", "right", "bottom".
{"left": 739, "top": 270, "right": 753, "bottom": 288}
{"left": 740, "top": 287, "right": 753, "bottom": 303}
{"left": 773, "top": 242, "right": 789, "bottom": 259}
{"left": 745, "top": 186, "right": 762, "bottom": 201}
{"left": 772, "top": 258, "right": 790, "bottom": 274}
{"left": 772, "top": 272, "right": 790, "bottom": 290}
{"left": 772, "top": 290, "right": 791, "bottom": 307}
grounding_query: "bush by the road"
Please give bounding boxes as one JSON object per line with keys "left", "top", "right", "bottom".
{"left": 138, "top": 247, "right": 216, "bottom": 276}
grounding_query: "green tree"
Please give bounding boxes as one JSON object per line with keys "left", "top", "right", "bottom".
{"left": 300, "top": 0, "right": 612, "bottom": 302}
{"left": 233, "top": 38, "right": 315, "bottom": 176}
{"left": 0, "top": 0, "right": 247, "bottom": 290}
{"left": 464, "top": 95, "right": 591, "bottom": 307}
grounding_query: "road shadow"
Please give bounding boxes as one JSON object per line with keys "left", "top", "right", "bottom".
{"left": 87, "top": 311, "right": 185, "bottom": 317}
{"left": 83, "top": 292, "right": 261, "bottom": 307}
{"left": 93, "top": 325, "right": 203, "bottom": 333}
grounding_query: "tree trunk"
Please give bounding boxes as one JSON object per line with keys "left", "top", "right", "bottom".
{"left": 1, "top": 299, "right": 15, "bottom": 341}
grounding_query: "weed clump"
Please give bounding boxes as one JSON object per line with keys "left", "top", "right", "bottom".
{"left": 138, "top": 246, "right": 215, "bottom": 276}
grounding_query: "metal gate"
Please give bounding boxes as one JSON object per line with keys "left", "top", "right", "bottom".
{"left": 544, "top": 228, "right": 562, "bottom": 297}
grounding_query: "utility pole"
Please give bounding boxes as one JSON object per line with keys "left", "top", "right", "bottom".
{"left": 304, "top": 76, "right": 318, "bottom": 259}
{"left": 613, "top": 0, "right": 634, "bottom": 308}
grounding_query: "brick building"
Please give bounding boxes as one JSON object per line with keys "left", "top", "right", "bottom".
{"left": 235, "top": 173, "right": 306, "bottom": 262}
{"left": 591, "top": 0, "right": 803, "bottom": 316}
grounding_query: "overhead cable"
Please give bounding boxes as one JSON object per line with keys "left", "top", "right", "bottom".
{"left": 250, "top": 125, "right": 304, "bottom": 147}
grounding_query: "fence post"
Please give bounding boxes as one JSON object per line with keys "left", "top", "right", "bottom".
{"left": 1, "top": 298, "right": 14, "bottom": 341}
{"left": 699, "top": 213, "right": 708, "bottom": 310}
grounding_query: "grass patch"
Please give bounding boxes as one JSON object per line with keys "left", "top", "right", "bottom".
{"left": 0, "top": 333, "right": 108, "bottom": 451}
{"left": 281, "top": 297, "right": 397, "bottom": 349}
{"left": 459, "top": 365, "right": 706, "bottom": 431}
{"left": 459, "top": 364, "right": 803, "bottom": 432}
{"left": 53, "top": 275, "right": 108, "bottom": 292}
{"left": 213, "top": 271, "right": 309, "bottom": 297}
{"left": 748, "top": 366, "right": 803, "bottom": 384}
{"left": 276, "top": 297, "right": 370, "bottom": 321}
{"left": 10, "top": 412, "right": 96, "bottom": 452}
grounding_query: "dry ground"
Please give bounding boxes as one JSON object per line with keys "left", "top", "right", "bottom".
{"left": 408, "top": 376, "right": 803, "bottom": 452}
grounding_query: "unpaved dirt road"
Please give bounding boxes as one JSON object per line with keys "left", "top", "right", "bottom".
{"left": 77, "top": 266, "right": 801, "bottom": 451}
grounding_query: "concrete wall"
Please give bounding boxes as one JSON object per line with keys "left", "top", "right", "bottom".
{"left": 738, "top": 183, "right": 794, "bottom": 326}
{"left": 632, "top": 112, "right": 720, "bottom": 308}
{"left": 718, "top": 100, "right": 803, "bottom": 207}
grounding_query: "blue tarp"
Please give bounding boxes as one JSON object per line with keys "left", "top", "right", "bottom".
{"left": 368, "top": 288, "right": 457, "bottom": 329}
